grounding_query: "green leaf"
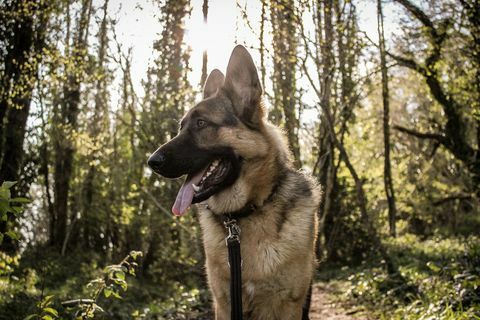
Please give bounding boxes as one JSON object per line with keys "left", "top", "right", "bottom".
{"left": 2, "top": 181, "right": 17, "bottom": 189}
{"left": 0, "top": 199, "right": 10, "bottom": 214}
{"left": 129, "top": 251, "right": 142, "bottom": 260}
{"left": 0, "top": 188, "right": 10, "bottom": 200}
{"left": 111, "top": 290, "right": 122, "bottom": 299}
{"left": 426, "top": 261, "right": 441, "bottom": 273}
{"left": 115, "top": 271, "right": 125, "bottom": 280}
{"left": 43, "top": 308, "right": 58, "bottom": 317}
{"left": 43, "top": 295, "right": 55, "bottom": 305}
{"left": 0, "top": 233, "right": 3, "bottom": 245}
{"left": 10, "top": 197, "right": 30, "bottom": 203}
{"left": 5, "top": 231, "right": 18, "bottom": 240}
{"left": 23, "top": 314, "right": 39, "bottom": 320}
{"left": 10, "top": 206, "right": 23, "bottom": 215}
{"left": 103, "top": 287, "right": 112, "bottom": 298}
{"left": 41, "top": 315, "right": 53, "bottom": 320}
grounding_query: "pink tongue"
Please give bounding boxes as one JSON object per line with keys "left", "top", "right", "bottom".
{"left": 172, "top": 168, "right": 207, "bottom": 216}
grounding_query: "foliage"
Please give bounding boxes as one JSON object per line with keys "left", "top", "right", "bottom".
{"left": 0, "top": 181, "right": 29, "bottom": 246}
{"left": 23, "top": 251, "right": 142, "bottom": 320}
{"left": 342, "top": 235, "right": 480, "bottom": 319}
{"left": 0, "top": 0, "right": 479, "bottom": 318}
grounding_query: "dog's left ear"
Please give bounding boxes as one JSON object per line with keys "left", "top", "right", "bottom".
{"left": 224, "top": 45, "right": 264, "bottom": 128}
{"left": 203, "top": 69, "right": 225, "bottom": 99}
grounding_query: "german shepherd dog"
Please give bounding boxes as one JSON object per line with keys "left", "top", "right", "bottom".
{"left": 148, "top": 45, "right": 321, "bottom": 320}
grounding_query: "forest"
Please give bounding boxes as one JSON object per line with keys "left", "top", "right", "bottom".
{"left": 0, "top": 0, "right": 479, "bottom": 319}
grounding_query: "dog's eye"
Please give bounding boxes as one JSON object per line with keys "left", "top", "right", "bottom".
{"left": 197, "top": 119, "right": 207, "bottom": 128}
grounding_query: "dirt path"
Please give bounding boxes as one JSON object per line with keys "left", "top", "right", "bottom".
{"left": 309, "top": 283, "right": 368, "bottom": 320}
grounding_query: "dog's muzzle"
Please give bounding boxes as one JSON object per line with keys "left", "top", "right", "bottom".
{"left": 147, "top": 151, "right": 166, "bottom": 174}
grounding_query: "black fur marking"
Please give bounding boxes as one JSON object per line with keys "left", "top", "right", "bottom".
{"left": 302, "top": 283, "right": 313, "bottom": 320}
{"left": 276, "top": 172, "right": 312, "bottom": 233}
{"left": 223, "top": 112, "right": 238, "bottom": 126}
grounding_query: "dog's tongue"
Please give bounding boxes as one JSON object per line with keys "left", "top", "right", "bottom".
{"left": 172, "top": 168, "right": 207, "bottom": 216}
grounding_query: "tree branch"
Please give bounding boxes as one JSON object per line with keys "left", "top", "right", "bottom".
{"left": 394, "top": 0, "right": 437, "bottom": 38}
{"left": 394, "top": 125, "right": 446, "bottom": 142}
{"left": 387, "top": 51, "right": 427, "bottom": 74}
{"left": 432, "top": 194, "right": 473, "bottom": 206}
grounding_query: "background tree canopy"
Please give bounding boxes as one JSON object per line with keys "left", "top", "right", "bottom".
{"left": 0, "top": 0, "right": 479, "bottom": 319}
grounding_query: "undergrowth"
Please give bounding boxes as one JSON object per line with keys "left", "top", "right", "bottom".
{"left": 319, "top": 234, "right": 480, "bottom": 320}
{"left": 0, "top": 249, "right": 211, "bottom": 319}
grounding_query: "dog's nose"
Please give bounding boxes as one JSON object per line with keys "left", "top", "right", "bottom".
{"left": 147, "top": 152, "right": 166, "bottom": 172}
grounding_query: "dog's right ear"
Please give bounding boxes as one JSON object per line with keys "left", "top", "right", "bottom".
{"left": 224, "top": 45, "right": 264, "bottom": 128}
{"left": 203, "top": 69, "right": 225, "bottom": 99}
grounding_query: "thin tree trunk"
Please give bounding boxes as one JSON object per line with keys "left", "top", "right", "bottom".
{"left": 79, "top": 0, "right": 109, "bottom": 252}
{"left": 324, "top": 99, "right": 398, "bottom": 275}
{"left": 270, "top": 0, "right": 301, "bottom": 167}
{"left": 316, "top": 0, "right": 335, "bottom": 259}
{"left": 259, "top": 0, "right": 266, "bottom": 90}
{"left": 300, "top": 0, "right": 398, "bottom": 275}
{"left": 378, "top": 0, "right": 397, "bottom": 237}
{"left": 53, "top": 0, "right": 92, "bottom": 250}
{"left": 199, "top": 0, "right": 208, "bottom": 88}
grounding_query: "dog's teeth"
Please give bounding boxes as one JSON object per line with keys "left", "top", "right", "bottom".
{"left": 192, "top": 184, "right": 200, "bottom": 192}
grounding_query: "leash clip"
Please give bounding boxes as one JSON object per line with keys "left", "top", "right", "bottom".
{"left": 224, "top": 218, "right": 241, "bottom": 245}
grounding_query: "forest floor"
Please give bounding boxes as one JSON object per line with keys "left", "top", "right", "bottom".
{"left": 309, "top": 282, "right": 370, "bottom": 320}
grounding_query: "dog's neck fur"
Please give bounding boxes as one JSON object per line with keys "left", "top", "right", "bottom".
{"left": 205, "top": 121, "right": 293, "bottom": 215}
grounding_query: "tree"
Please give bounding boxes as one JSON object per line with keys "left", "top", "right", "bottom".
{"left": 0, "top": 0, "right": 51, "bottom": 184}
{"left": 377, "top": 0, "right": 397, "bottom": 237}
{"left": 140, "top": 0, "right": 193, "bottom": 272}
{"left": 200, "top": 0, "right": 208, "bottom": 88}
{"left": 74, "top": 0, "right": 111, "bottom": 254}
{"left": 51, "top": 0, "right": 93, "bottom": 249}
{"left": 270, "top": 0, "right": 301, "bottom": 167}
{"left": 0, "top": 0, "right": 52, "bottom": 252}
{"left": 391, "top": 0, "right": 480, "bottom": 194}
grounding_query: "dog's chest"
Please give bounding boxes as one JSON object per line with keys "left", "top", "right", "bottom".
{"left": 199, "top": 211, "right": 287, "bottom": 280}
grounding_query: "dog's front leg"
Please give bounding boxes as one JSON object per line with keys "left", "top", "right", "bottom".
{"left": 213, "top": 299, "right": 230, "bottom": 320}
{"left": 276, "top": 301, "right": 304, "bottom": 320}
{"left": 207, "top": 269, "right": 231, "bottom": 320}
{"left": 212, "top": 287, "right": 230, "bottom": 320}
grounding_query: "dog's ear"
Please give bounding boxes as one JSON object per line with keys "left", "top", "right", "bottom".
{"left": 224, "top": 45, "right": 264, "bottom": 128}
{"left": 203, "top": 69, "right": 225, "bottom": 99}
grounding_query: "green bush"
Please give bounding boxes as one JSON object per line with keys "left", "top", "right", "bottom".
{"left": 344, "top": 235, "right": 480, "bottom": 320}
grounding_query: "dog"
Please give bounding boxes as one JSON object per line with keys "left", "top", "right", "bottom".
{"left": 148, "top": 45, "right": 321, "bottom": 320}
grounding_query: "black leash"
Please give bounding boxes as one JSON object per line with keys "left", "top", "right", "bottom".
{"left": 224, "top": 216, "right": 243, "bottom": 320}
{"left": 208, "top": 180, "right": 284, "bottom": 320}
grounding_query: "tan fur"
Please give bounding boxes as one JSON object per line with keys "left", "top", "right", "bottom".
{"left": 198, "top": 118, "right": 321, "bottom": 320}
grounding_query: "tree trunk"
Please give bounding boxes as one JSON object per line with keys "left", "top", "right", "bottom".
{"left": 259, "top": 0, "right": 266, "bottom": 90}
{"left": 199, "top": 0, "right": 208, "bottom": 88}
{"left": 52, "top": 0, "right": 92, "bottom": 250}
{"left": 378, "top": 0, "right": 397, "bottom": 237}
{"left": 0, "top": 0, "right": 48, "bottom": 183}
{"left": 78, "top": 0, "right": 109, "bottom": 252}
{"left": 0, "top": 0, "right": 50, "bottom": 252}
{"left": 270, "top": 0, "right": 301, "bottom": 167}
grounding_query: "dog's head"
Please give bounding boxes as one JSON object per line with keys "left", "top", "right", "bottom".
{"left": 148, "top": 45, "right": 276, "bottom": 215}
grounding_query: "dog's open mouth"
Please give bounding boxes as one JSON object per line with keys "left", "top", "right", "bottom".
{"left": 172, "top": 158, "right": 235, "bottom": 216}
